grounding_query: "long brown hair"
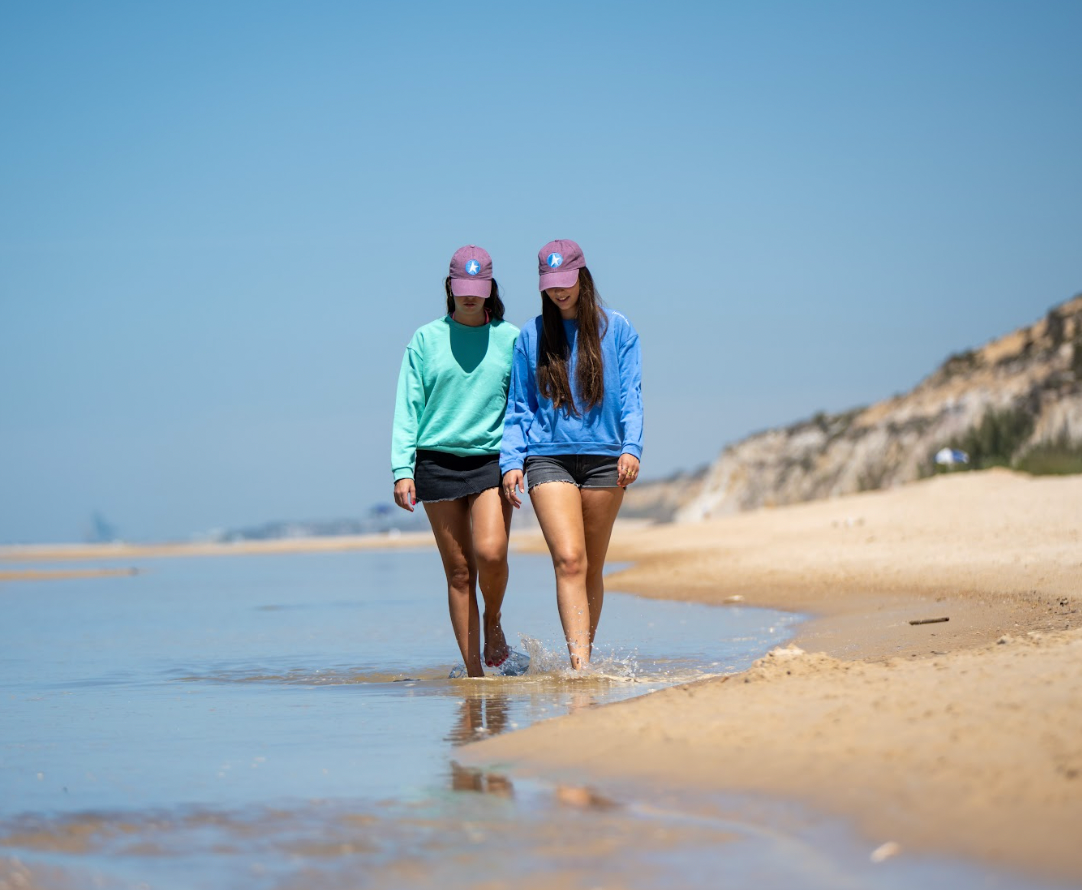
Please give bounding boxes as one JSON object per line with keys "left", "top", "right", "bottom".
{"left": 444, "top": 278, "right": 505, "bottom": 320}
{"left": 537, "top": 267, "right": 608, "bottom": 415}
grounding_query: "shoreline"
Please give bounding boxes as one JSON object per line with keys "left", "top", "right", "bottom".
{"left": 0, "top": 531, "right": 435, "bottom": 567}
{"left": 461, "top": 469, "right": 1082, "bottom": 882}
{"left": 0, "top": 567, "right": 142, "bottom": 583}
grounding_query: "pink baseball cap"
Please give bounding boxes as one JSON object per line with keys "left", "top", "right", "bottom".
{"left": 449, "top": 245, "right": 493, "bottom": 298}
{"left": 538, "top": 239, "right": 585, "bottom": 292}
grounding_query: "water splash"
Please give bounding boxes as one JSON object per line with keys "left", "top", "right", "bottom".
{"left": 517, "top": 635, "right": 642, "bottom": 682}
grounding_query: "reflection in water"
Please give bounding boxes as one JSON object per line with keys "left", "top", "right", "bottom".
{"left": 444, "top": 684, "right": 601, "bottom": 748}
{"left": 567, "top": 689, "right": 598, "bottom": 715}
{"left": 444, "top": 686, "right": 619, "bottom": 806}
{"left": 447, "top": 689, "right": 517, "bottom": 796}
{"left": 555, "top": 784, "right": 620, "bottom": 811}
{"left": 445, "top": 689, "right": 512, "bottom": 746}
{"left": 449, "top": 762, "right": 514, "bottom": 797}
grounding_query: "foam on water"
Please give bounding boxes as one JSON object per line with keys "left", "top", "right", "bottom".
{"left": 445, "top": 634, "right": 723, "bottom": 689}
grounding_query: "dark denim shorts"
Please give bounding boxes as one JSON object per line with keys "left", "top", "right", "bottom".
{"left": 414, "top": 450, "right": 501, "bottom": 503}
{"left": 524, "top": 454, "right": 621, "bottom": 491}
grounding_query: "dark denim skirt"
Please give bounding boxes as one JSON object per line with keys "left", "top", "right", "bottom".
{"left": 414, "top": 450, "right": 502, "bottom": 503}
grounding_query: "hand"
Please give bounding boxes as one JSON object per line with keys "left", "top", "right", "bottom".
{"left": 394, "top": 478, "right": 417, "bottom": 512}
{"left": 617, "top": 454, "right": 640, "bottom": 488}
{"left": 502, "top": 470, "right": 524, "bottom": 509}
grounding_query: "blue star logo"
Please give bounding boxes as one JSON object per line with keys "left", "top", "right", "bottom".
{"left": 547, "top": 253, "right": 563, "bottom": 269}
{"left": 465, "top": 260, "right": 481, "bottom": 276}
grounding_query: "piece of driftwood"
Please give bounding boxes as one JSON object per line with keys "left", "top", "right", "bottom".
{"left": 909, "top": 617, "right": 950, "bottom": 625}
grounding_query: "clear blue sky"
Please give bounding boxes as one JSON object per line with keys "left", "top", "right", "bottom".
{"left": 2, "top": 1, "right": 1080, "bottom": 544}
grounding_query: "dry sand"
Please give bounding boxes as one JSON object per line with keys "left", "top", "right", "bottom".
{"left": 462, "top": 469, "right": 1082, "bottom": 882}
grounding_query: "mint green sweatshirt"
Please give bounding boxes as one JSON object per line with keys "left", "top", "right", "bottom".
{"left": 392, "top": 316, "right": 520, "bottom": 481}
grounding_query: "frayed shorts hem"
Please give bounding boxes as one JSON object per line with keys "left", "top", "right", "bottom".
{"left": 420, "top": 485, "right": 499, "bottom": 505}
{"left": 526, "top": 478, "right": 577, "bottom": 493}
{"left": 524, "top": 454, "right": 621, "bottom": 491}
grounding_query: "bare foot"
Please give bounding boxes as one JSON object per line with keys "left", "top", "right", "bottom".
{"left": 483, "top": 614, "right": 510, "bottom": 668}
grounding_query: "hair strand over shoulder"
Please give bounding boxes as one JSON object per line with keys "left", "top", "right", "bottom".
{"left": 537, "top": 267, "right": 607, "bottom": 415}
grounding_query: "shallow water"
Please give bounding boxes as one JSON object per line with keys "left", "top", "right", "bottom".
{"left": 0, "top": 549, "right": 1067, "bottom": 889}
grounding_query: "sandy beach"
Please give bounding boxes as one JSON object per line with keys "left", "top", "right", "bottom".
{"left": 461, "top": 469, "right": 1082, "bottom": 883}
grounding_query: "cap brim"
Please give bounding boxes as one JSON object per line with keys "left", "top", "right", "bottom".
{"left": 450, "top": 278, "right": 492, "bottom": 298}
{"left": 539, "top": 269, "right": 579, "bottom": 291}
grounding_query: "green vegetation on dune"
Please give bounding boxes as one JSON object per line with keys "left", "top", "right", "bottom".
{"left": 1015, "top": 432, "right": 1082, "bottom": 476}
{"left": 930, "top": 406, "right": 1082, "bottom": 477}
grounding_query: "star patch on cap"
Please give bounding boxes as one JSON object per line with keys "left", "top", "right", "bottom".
{"left": 465, "top": 260, "right": 481, "bottom": 276}
{"left": 546, "top": 253, "right": 563, "bottom": 269}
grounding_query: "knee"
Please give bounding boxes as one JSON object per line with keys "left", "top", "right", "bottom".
{"left": 551, "top": 549, "right": 587, "bottom": 579}
{"left": 474, "top": 542, "right": 508, "bottom": 576}
{"left": 446, "top": 562, "right": 474, "bottom": 593}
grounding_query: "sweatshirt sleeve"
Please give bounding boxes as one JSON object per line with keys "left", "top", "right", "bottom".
{"left": 499, "top": 333, "right": 537, "bottom": 475}
{"left": 617, "top": 317, "right": 643, "bottom": 459}
{"left": 391, "top": 342, "right": 425, "bottom": 481}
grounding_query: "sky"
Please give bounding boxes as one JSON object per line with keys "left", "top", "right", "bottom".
{"left": 2, "top": 0, "right": 1080, "bottom": 544}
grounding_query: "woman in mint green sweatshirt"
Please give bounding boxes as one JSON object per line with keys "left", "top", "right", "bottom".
{"left": 391, "top": 246, "right": 520, "bottom": 678}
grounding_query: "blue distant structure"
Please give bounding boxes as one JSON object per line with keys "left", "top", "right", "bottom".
{"left": 205, "top": 505, "right": 426, "bottom": 542}
{"left": 84, "top": 512, "right": 118, "bottom": 543}
{"left": 934, "top": 448, "right": 970, "bottom": 467}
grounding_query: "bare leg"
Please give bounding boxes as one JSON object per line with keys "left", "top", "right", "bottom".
{"left": 424, "top": 499, "right": 483, "bottom": 677}
{"left": 468, "top": 487, "right": 513, "bottom": 666}
{"left": 579, "top": 487, "right": 624, "bottom": 645}
{"left": 529, "top": 483, "right": 591, "bottom": 669}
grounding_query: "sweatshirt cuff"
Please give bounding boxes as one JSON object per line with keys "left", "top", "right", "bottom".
{"left": 393, "top": 467, "right": 414, "bottom": 481}
{"left": 621, "top": 445, "right": 643, "bottom": 460}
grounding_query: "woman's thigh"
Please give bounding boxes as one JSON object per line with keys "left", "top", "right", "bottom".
{"left": 579, "top": 487, "right": 624, "bottom": 569}
{"left": 529, "top": 482, "right": 587, "bottom": 565}
{"left": 468, "top": 487, "right": 512, "bottom": 562}
{"left": 424, "top": 499, "right": 475, "bottom": 578}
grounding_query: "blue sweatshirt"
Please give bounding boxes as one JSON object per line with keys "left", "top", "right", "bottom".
{"left": 500, "top": 308, "right": 643, "bottom": 474}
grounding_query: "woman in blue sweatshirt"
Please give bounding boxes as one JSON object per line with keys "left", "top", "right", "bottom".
{"left": 500, "top": 239, "right": 643, "bottom": 670}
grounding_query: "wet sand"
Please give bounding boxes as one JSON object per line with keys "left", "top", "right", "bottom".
{"left": 462, "top": 469, "right": 1082, "bottom": 883}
